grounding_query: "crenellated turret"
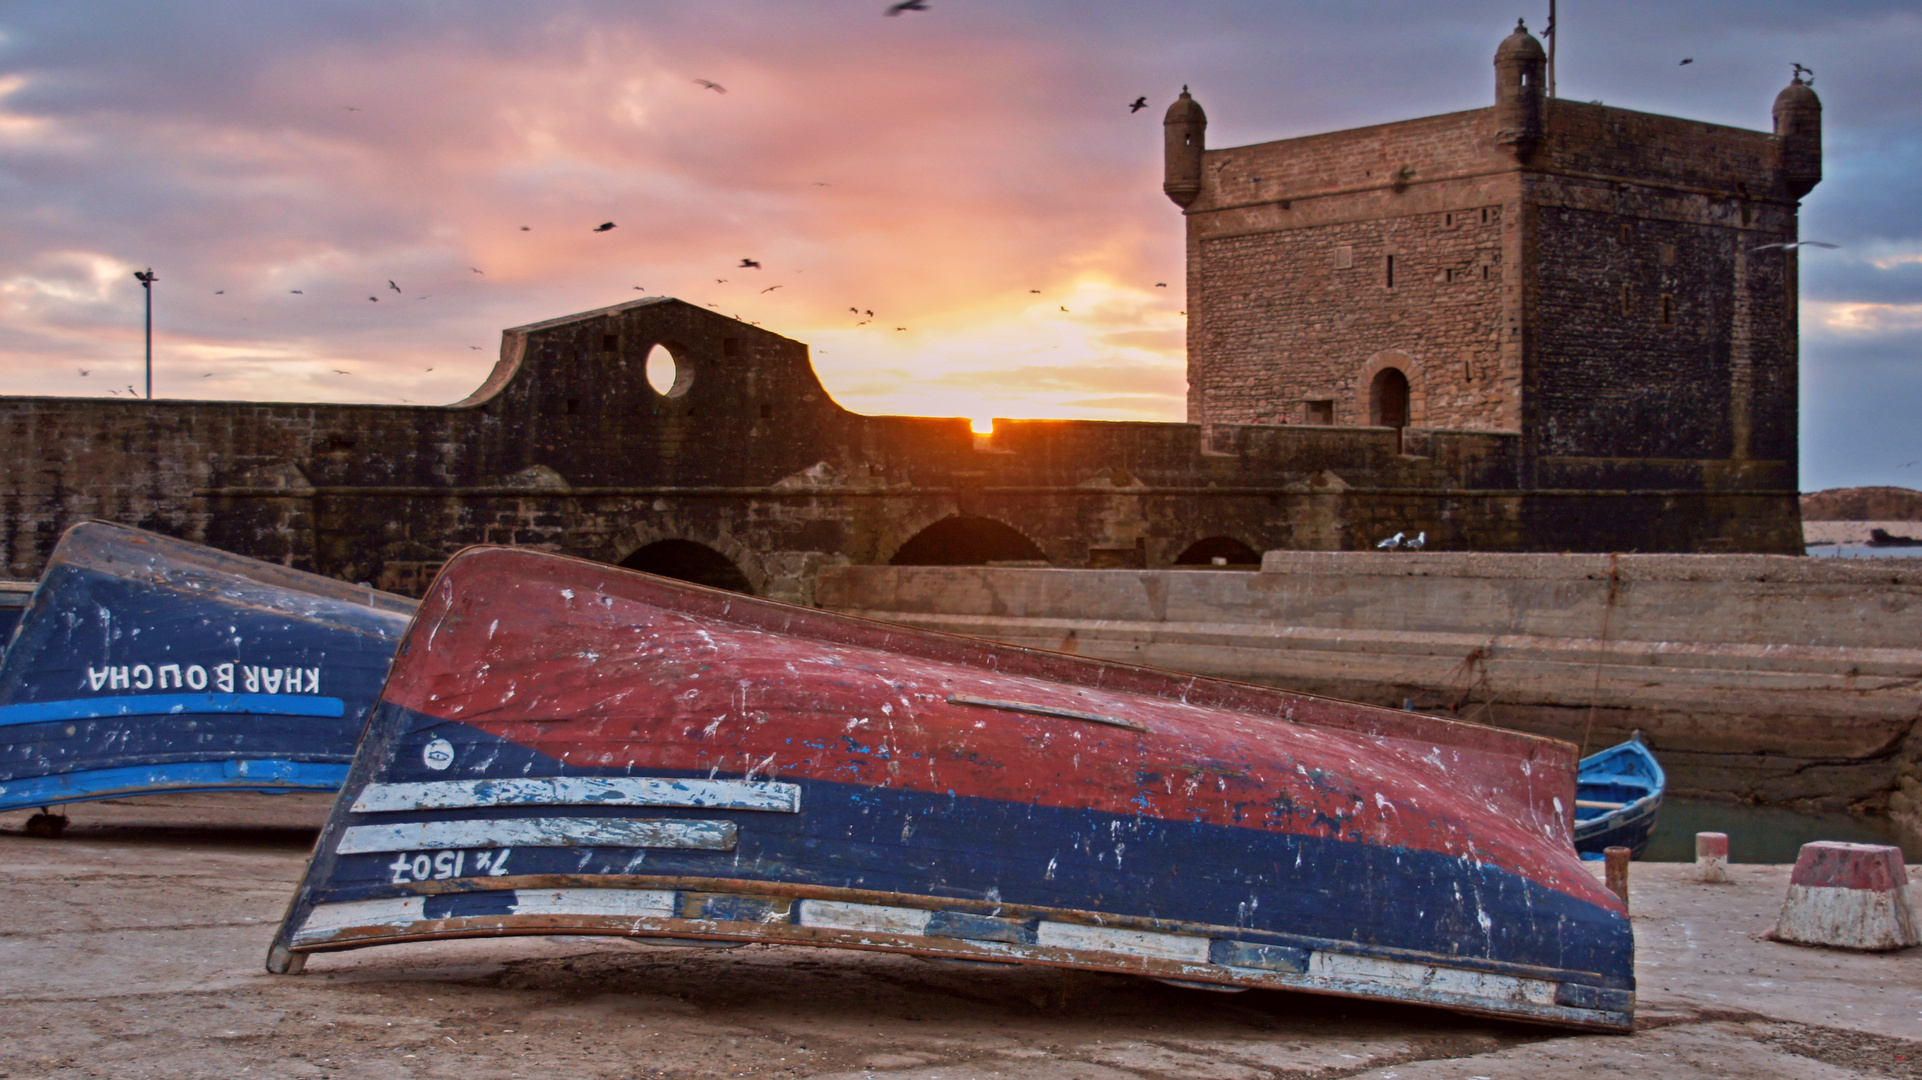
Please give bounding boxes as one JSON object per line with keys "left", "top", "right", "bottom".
{"left": 1772, "top": 74, "right": 1822, "bottom": 199}
{"left": 1493, "top": 20, "right": 1546, "bottom": 159}
{"left": 1163, "top": 86, "right": 1207, "bottom": 207}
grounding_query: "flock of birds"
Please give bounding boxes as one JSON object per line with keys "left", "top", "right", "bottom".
{"left": 110, "top": 7, "right": 1826, "bottom": 398}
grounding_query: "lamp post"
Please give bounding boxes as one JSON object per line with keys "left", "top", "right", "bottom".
{"left": 133, "top": 268, "right": 156, "bottom": 398}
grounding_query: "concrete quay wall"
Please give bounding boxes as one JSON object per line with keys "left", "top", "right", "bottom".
{"left": 814, "top": 552, "right": 1922, "bottom": 814}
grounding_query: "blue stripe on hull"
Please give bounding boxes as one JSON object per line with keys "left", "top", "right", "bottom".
{"left": 0, "top": 693, "right": 346, "bottom": 727}
{"left": 307, "top": 710, "right": 1633, "bottom": 988}
{"left": 0, "top": 759, "right": 349, "bottom": 811}
{"left": 0, "top": 713, "right": 360, "bottom": 784}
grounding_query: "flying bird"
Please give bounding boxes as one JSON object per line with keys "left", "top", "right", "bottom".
{"left": 520, "top": 226, "right": 531, "bottom": 231}
{"left": 694, "top": 79, "right": 727, "bottom": 94}
{"left": 1155, "top": 282, "right": 1167, "bottom": 287}
{"left": 214, "top": 290, "right": 224, "bottom": 294}
{"left": 343, "top": 106, "right": 361, "bottom": 111}
{"left": 334, "top": 369, "right": 351, "bottom": 375}
{"left": 635, "top": 285, "right": 647, "bottom": 290}
{"left": 739, "top": 258, "right": 761, "bottom": 268}
{"left": 761, "top": 285, "right": 782, "bottom": 293}
{"left": 126, "top": 385, "right": 138, "bottom": 397}
{"left": 594, "top": 222, "right": 617, "bottom": 232}
{"left": 894, "top": 327, "right": 906, "bottom": 331}
{"left": 471, "top": 268, "right": 484, "bottom": 274}
{"left": 368, "top": 296, "right": 379, "bottom": 302}
{"left": 1059, "top": 305, "right": 1069, "bottom": 312}
{"left": 388, "top": 280, "right": 401, "bottom": 293}
{"left": 77, "top": 368, "right": 89, "bottom": 376}
{"left": 1029, "top": 289, "right": 1040, "bottom": 294}
{"left": 865, "top": 309, "right": 873, "bottom": 317}
{"left": 202, "top": 373, "right": 213, "bottom": 378}
{"left": 1679, "top": 58, "right": 1694, "bottom": 66}
{"left": 1793, "top": 63, "right": 1814, "bottom": 83}
{"left": 1751, "top": 240, "right": 1839, "bottom": 251}
{"left": 811, "top": 182, "right": 831, "bottom": 187}
{"left": 849, "top": 307, "right": 860, "bottom": 314}
{"left": 290, "top": 289, "right": 303, "bottom": 294}
{"left": 716, "top": 278, "right": 728, "bottom": 284}
{"left": 470, "top": 346, "right": 481, "bottom": 350}
{"left": 885, "top": 0, "right": 929, "bottom": 14}
{"left": 1129, "top": 96, "right": 1148, "bottom": 113}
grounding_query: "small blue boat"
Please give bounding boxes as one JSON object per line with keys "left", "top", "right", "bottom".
{"left": 1574, "top": 734, "right": 1665, "bottom": 859}
{"left": 0, "top": 522, "right": 415, "bottom": 816}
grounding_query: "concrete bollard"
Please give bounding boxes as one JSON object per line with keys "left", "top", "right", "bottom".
{"left": 1604, "top": 846, "right": 1631, "bottom": 911}
{"left": 1696, "top": 831, "right": 1731, "bottom": 883}
{"left": 1773, "top": 841, "right": 1920, "bottom": 951}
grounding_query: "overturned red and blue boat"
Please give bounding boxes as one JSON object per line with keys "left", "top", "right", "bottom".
{"left": 268, "top": 547, "right": 1634, "bottom": 1031}
{"left": 0, "top": 522, "right": 415, "bottom": 813}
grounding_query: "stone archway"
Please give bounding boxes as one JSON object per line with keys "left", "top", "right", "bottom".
{"left": 609, "top": 521, "right": 767, "bottom": 596}
{"left": 889, "top": 515, "right": 1049, "bottom": 566}
{"left": 620, "top": 539, "right": 754, "bottom": 594}
{"left": 1354, "top": 349, "right": 1424, "bottom": 428}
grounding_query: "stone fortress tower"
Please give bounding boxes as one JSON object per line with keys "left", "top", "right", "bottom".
{"left": 1167, "top": 22, "right": 1821, "bottom": 492}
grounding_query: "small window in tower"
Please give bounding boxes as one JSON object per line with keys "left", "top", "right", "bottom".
{"left": 564, "top": 398, "right": 581, "bottom": 416}
{"left": 1385, "top": 255, "right": 1396, "bottom": 288}
{"left": 1334, "top": 245, "right": 1354, "bottom": 270}
{"left": 1444, "top": 213, "right": 1454, "bottom": 227}
{"left": 1305, "top": 400, "right": 1335, "bottom": 425}
{"left": 1482, "top": 265, "right": 1491, "bottom": 281}
{"left": 1620, "top": 224, "right": 1632, "bottom": 243}
{"left": 1481, "top": 207, "right": 1491, "bottom": 224}
{"left": 1445, "top": 268, "right": 1456, "bottom": 283}
{"left": 601, "top": 333, "right": 618, "bottom": 352}
{"left": 1660, "top": 295, "right": 1674, "bottom": 327}
{"left": 1521, "top": 71, "right": 1531, "bottom": 87}
{"left": 1620, "top": 283, "right": 1632, "bottom": 315}
{"left": 1463, "top": 358, "right": 1473, "bottom": 381}
{"left": 759, "top": 403, "right": 774, "bottom": 420}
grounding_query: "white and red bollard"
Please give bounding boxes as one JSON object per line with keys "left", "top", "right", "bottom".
{"left": 1773, "top": 841, "right": 1919, "bottom": 951}
{"left": 1696, "top": 831, "right": 1730, "bottom": 884}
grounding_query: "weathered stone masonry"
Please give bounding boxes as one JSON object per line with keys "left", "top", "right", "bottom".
{"left": 1170, "top": 22, "right": 1819, "bottom": 522}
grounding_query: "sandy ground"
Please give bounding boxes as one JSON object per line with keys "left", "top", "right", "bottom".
{"left": 0, "top": 794, "right": 1917, "bottom": 1080}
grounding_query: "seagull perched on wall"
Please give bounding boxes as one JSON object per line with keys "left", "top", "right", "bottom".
{"left": 1376, "top": 532, "right": 1405, "bottom": 549}
{"left": 1752, "top": 240, "right": 1838, "bottom": 251}
{"left": 1406, "top": 531, "right": 1427, "bottom": 550}
{"left": 1129, "top": 96, "right": 1148, "bottom": 113}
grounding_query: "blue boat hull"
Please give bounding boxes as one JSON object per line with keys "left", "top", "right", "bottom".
{"left": 1574, "top": 737, "right": 1666, "bottom": 860}
{"left": 0, "top": 522, "right": 414, "bottom": 814}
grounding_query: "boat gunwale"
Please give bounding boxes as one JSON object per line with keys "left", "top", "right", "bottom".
{"left": 292, "top": 869, "right": 1630, "bottom": 989}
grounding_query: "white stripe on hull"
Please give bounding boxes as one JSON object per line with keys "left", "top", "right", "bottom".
{"left": 351, "top": 777, "right": 800, "bottom": 814}
{"left": 1035, "top": 921, "right": 1210, "bottom": 962}
{"left": 797, "top": 900, "right": 933, "bottom": 936}
{"left": 509, "top": 888, "right": 675, "bottom": 919}
{"left": 1310, "top": 951, "right": 1557, "bottom": 1005}
{"left": 335, "top": 817, "right": 738, "bottom": 853}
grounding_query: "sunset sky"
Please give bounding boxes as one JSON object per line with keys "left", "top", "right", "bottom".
{"left": 2, "top": 2, "right": 1918, "bottom": 490}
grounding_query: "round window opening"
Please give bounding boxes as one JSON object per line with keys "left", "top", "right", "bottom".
{"left": 644, "top": 344, "right": 690, "bottom": 397}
